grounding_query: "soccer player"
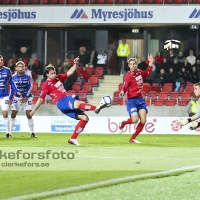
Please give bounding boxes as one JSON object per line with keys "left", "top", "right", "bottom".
{"left": 0, "top": 55, "right": 13, "bottom": 138}
{"left": 118, "top": 54, "right": 154, "bottom": 143}
{"left": 178, "top": 83, "right": 200, "bottom": 130}
{"left": 30, "top": 57, "right": 106, "bottom": 146}
{"left": 9, "top": 61, "right": 37, "bottom": 138}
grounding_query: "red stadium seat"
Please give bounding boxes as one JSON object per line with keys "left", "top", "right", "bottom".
{"left": 125, "top": 0, "right": 134, "bottom": 3}
{"left": 33, "top": 98, "right": 45, "bottom": 104}
{"left": 78, "top": 90, "right": 87, "bottom": 101}
{"left": 106, "top": 0, "right": 114, "bottom": 3}
{"left": 41, "top": 0, "right": 48, "bottom": 3}
{"left": 185, "top": 83, "right": 194, "bottom": 94}
{"left": 118, "top": 83, "right": 123, "bottom": 91}
{"left": 113, "top": 91, "right": 121, "bottom": 101}
{"left": 151, "top": 84, "right": 162, "bottom": 93}
{"left": 86, "top": 67, "right": 93, "bottom": 77}
{"left": 180, "top": 92, "right": 191, "bottom": 102}
{"left": 165, "top": 100, "right": 176, "bottom": 106}
{"left": 145, "top": 0, "right": 153, "bottom": 3}
{"left": 178, "top": 84, "right": 184, "bottom": 93}
{"left": 32, "top": 84, "right": 38, "bottom": 93}
{"left": 72, "top": 82, "right": 82, "bottom": 92}
{"left": 169, "top": 92, "right": 179, "bottom": 101}
{"left": 120, "top": 99, "right": 127, "bottom": 105}
{"left": 155, "top": 0, "right": 163, "bottom": 3}
{"left": 174, "top": 0, "right": 182, "bottom": 3}
{"left": 135, "top": 0, "right": 144, "bottom": 3}
{"left": 19, "top": 0, "right": 29, "bottom": 3}
{"left": 164, "top": 0, "right": 173, "bottom": 3}
{"left": 58, "top": 0, "right": 66, "bottom": 3}
{"left": 154, "top": 100, "right": 164, "bottom": 106}
{"left": 68, "top": 0, "right": 76, "bottom": 3}
{"left": 112, "top": 98, "right": 119, "bottom": 105}
{"left": 96, "top": 0, "right": 105, "bottom": 3}
{"left": 49, "top": 100, "right": 56, "bottom": 105}
{"left": 11, "top": 0, "right": 17, "bottom": 4}
{"left": 116, "top": 0, "right": 124, "bottom": 3}
{"left": 83, "top": 82, "right": 93, "bottom": 94}
{"left": 89, "top": 0, "right": 96, "bottom": 3}
{"left": 185, "top": 0, "right": 193, "bottom": 2}
{"left": 40, "top": 82, "right": 44, "bottom": 90}
{"left": 163, "top": 83, "right": 173, "bottom": 93}
{"left": 77, "top": 0, "right": 86, "bottom": 2}
{"left": 143, "top": 83, "right": 151, "bottom": 93}
{"left": 1, "top": 0, "right": 10, "bottom": 4}
{"left": 145, "top": 99, "right": 151, "bottom": 106}
{"left": 89, "top": 75, "right": 99, "bottom": 86}
{"left": 195, "top": 0, "right": 200, "bottom": 3}
{"left": 33, "top": 90, "right": 41, "bottom": 97}
{"left": 146, "top": 91, "right": 157, "bottom": 102}
{"left": 76, "top": 67, "right": 83, "bottom": 77}
{"left": 30, "top": 0, "right": 39, "bottom": 3}
{"left": 158, "top": 92, "right": 168, "bottom": 101}
{"left": 67, "top": 90, "right": 76, "bottom": 95}
{"left": 94, "top": 67, "right": 104, "bottom": 78}
{"left": 141, "top": 91, "right": 146, "bottom": 98}
{"left": 177, "top": 100, "right": 187, "bottom": 106}
{"left": 49, "top": 0, "right": 57, "bottom": 3}
{"left": 33, "top": 82, "right": 38, "bottom": 89}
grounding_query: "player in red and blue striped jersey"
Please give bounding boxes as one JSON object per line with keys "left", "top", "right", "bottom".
{"left": 119, "top": 54, "right": 154, "bottom": 143}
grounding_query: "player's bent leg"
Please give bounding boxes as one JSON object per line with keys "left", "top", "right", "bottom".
{"left": 68, "top": 113, "right": 89, "bottom": 146}
{"left": 74, "top": 100, "right": 96, "bottom": 111}
{"left": 2, "top": 110, "right": 11, "bottom": 138}
{"left": 26, "top": 110, "right": 37, "bottom": 138}
{"left": 130, "top": 109, "right": 147, "bottom": 143}
{"left": 119, "top": 115, "right": 139, "bottom": 134}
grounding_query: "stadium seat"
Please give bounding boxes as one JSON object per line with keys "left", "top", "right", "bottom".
{"left": 125, "top": 0, "right": 134, "bottom": 3}
{"left": 67, "top": 90, "right": 76, "bottom": 95}
{"left": 33, "top": 98, "right": 45, "bottom": 104}
{"left": 163, "top": 83, "right": 173, "bottom": 93}
{"left": 11, "top": 0, "right": 17, "bottom": 4}
{"left": 1, "top": 0, "right": 10, "bottom": 4}
{"left": 154, "top": 100, "right": 164, "bottom": 106}
{"left": 143, "top": 83, "right": 151, "bottom": 93}
{"left": 32, "top": 84, "right": 38, "bottom": 93}
{"left": 30, "top": 0, "right": 39, "bottom": 3}
{"left": 40, "top": 82, "right": 44, "bottom": 90}
{"left": 155, "top": 0, "right": 163, "bottom": 3}
{"left": 164, "top": 0, "right": 173, "bottom": 3}
{"left": 19, "top": 0, "right": 29, "bottom": 4}
{"left": 145, "top": 99, "right": 151, "bottom": 106}
{"left": 135, "top": 0, "right": 144, "bottom": 3}
{"left": 78, "top": 90, "right": 87, "bottom": 101}
{"left": 180, "top": 92, "right": 191, "bottom": 102}
{"left": 141, "top": 91, "right": 146, "bottom": 98}
{"left": 77, "top": 0, "right": 86, "bottom": 3}
{"left": 146, "top": 91, "right": 157, "bottom": 102}
{"left": 174, "top": 0, "right": 182, "bottom": 3}
{"left": 185, "top": 83, "right": 194, "bottom": 94}
{"left": 178, "top": 84, "right": 184, "bottom": 93}
{"left": 118, "top": 83, "right": 123, "bottom": 91}
{"left": 151, "top": 85, "right": 162, "bottom": 93}
{"left": 89, "top": 75, "right": 99, "bottom": 86}
{"left": 158, "top": 92, "right": 168, "bottom": 101}
{"left": 145, "top": 0, "right": 153, "bottom": 3}
{"left": 116, "top": 0, "right": 124, "bottom": 3}
{"left": 33, "top": 82, "right": 38, "bottom": 89}
{"left": 106, "top": 0, "right": 114, "bottom": 3}
{"left": 96, "top": 0, "right": 105, "bottom": 3}
{"left": 165, "top": 100, "right": 176, "bottom": 106}
{"left": 120, "top": 99, "right": 127, "bottom": 105}
{"left": 72, "top": 82, "right": 82, "bottom": 92}
{"left": 33, "top": 90, "right": 41, "bottom": 97}
{"left": 41, "top": 0, "right": 49, "bottom": 4}
{"left": 169, "top": 92, "right": 179, "bottom": 101}
{"left": 112, "top": 98, "right": 119, "bottom": 105}
{"left": 83, "top": 82, "right": 93, "bottom": 94}
{"left": 68, "top": 0, "right": 76, "bottom": 3}
{"left": 177, "top": 100, "right": 187, "bottom": 106}
{"left": 195, "top": 0, "right": 200, "bottom": 3}
{"left": 77, "top": 67, "right": 83, "bottom": 77}
{"left": 89, "top": 0, "right": 96, "bottom": 3}
{"left": 185, "top": 0, "right": 193, "bottom": 2}
{"left": 94, "top": 67, "right": 104, "bottom": 78}
{"left": 86, "top": 67, "right": 93, "bottom": 77}
{"left": 49, "top": 100, "right": 56, "bottom": 105}
{"left": 49, "top": 0, "right": 57, "bottom": 3}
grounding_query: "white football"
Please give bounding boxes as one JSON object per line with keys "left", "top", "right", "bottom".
{"left": 101, "top": 95, "right": 113, "bottom": 107}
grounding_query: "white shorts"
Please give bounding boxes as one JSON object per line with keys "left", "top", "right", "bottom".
{"left": 0, "top": 96, "right": 9, "bottom": 111}
{"left": 11, "top": 97, "right": 33, "bottom": 112}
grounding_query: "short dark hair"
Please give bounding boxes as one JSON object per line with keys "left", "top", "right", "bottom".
{"left": 194, "top": 82, "right": 200, "bottom": 87}
{"left": 0, "top": 55, "right": 3, "bottom": 59}
{"left": 45, "top": 65, "right": 55, "bottom": 74}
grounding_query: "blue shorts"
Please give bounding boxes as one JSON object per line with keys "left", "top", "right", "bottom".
{"left": 57, "top": 95, "right": 84, "bottom": 120}
{"left": 127, "top": 97, "right": 148, "bottom": 117}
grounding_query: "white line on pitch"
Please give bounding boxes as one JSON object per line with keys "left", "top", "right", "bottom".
{"left": 5, "top": 165, "right": 200, "bottom": 200}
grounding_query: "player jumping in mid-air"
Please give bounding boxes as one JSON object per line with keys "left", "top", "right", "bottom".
{"left": 0, "top": 55, "right": 13, "bottom": 138}
{"left": 30, "top": 57, "right": 107, "bottom": 146}
{"left": 9, "top": 61, "right": 37, "bottom": 138}
{"left": 178, "top": 82, "right": 200, "bottom": 130}
{"left": 119, "top": 54, "right": 154, "bottom": 143}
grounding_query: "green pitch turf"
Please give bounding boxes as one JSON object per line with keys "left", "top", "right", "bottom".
{"left": 0, "top": 133, "right": 200, "bottom": 199}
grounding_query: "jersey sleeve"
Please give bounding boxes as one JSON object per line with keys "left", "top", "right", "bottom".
{"left": 25, "top": 76, "right": 33, "bottom": 97}
{"left": 122, "top": 74, "right": 131, "bottom": 94}
{"left": 9, "top": 78, "right": 19, "bottom": 100}
{"left": 56, "top": 73, "right": 68, "bottom": 82}
{"left": 140, "top": 65, "right": 152, "bottom": 78}
{"left": 39, "top": 83, "right": 49, "bottom": 99}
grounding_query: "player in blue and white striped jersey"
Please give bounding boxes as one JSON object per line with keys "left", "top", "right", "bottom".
{"left": 10, "top": 61, "right": 37, "bottom": 138}
{"left": 0, "top": 55, "right": 13, "bottom": 138}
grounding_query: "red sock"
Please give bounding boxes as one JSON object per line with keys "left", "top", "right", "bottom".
{"left": 120, "top": 118, "right": 132, "bottom": 129}
{"left": 71, "top": 120, "right": 88, "bottom": 139}
{"left": 78, "top": 103, "right": 96, "bottom": 111}
{"left": 131, "top": 122, "right": 145, "bottom": 140}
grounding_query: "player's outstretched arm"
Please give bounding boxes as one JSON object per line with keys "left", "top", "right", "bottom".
{"left": 30, "top": 98, "right": 43, "bottom": 116}
{"left": 67, "top": 57, "right": 79, "bottom": 77}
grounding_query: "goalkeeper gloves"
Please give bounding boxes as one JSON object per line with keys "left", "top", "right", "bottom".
{"left": 188, "top": 121, "right": 199, "bottom": 130}
{"left": 178, "top": 118, "right": 191, "bottom": 126}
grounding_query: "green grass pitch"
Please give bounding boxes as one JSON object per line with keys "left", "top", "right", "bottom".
{"left": 1, "top": 133, "right": 200, "bottom": 199}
